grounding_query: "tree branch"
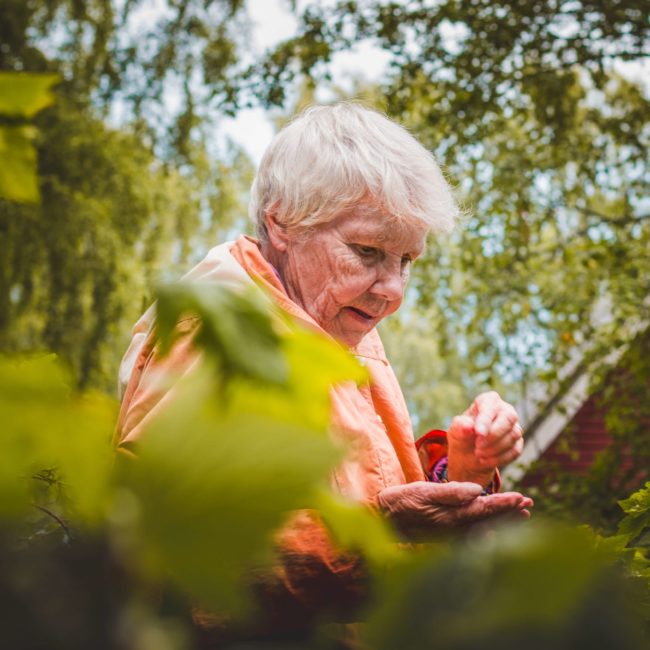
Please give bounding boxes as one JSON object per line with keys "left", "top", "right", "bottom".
{"left": 32, "top": 504, "right": 72, "bottom": 543}
{"left": 584, "top": 209, "right": 650, "bottom": 227}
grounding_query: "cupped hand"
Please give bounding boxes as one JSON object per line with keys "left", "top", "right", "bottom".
{"left": 447, "top": 391, "right": 524, "bottom": 487}
{"left": 376, "top": 481, "right": 533, "bottom": 541}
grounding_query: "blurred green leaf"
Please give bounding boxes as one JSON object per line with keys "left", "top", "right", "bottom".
{"left": 283, "top": 325, "right": 367, "bottom": 408}
{"left": 0, "top": 73, "right": 58, "bottom": 202}
{"left": 364, "top": 520, "right": 640, "bottom": 650}
{"left": 315, "top": 489, "right": 402, "bottom": 566}
{"left": 226, "top": 326, "right": 367, "bottom": 432}
{"left": 120, "top": 362, "right": 341, "bottom": 612}
{"left": 156, "top": 283, "right": 366, "bottom": 427}
{"left": 0, "top": 73, "right": 58, "bottom": 119}
{"left": 117, "top": 296, "right": 365, "bottom": 613}
{"left": 0, "top": 355, "right": 116, "bottom": 523}
{"left": 0, "top": 124, "right": 39, "bottom": 202}
{"left": 156, "top": 283, "right": 288, "bottom": 387}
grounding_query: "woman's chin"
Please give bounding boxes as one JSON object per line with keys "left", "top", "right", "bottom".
{"left": 326, "top": 319, "right": 375, "bottom": 349}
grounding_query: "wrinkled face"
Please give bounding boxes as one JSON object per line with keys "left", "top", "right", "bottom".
{"left": 274, "top": 209, "right": 428, "bottom": 347}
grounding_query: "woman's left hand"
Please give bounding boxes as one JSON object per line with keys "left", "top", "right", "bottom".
{"left": 446, "top": 391, "right": 524, "bottom": 487}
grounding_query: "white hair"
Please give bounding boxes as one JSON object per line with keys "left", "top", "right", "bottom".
{"left": 249, "top": 102, "right": 459, "bottom": 241}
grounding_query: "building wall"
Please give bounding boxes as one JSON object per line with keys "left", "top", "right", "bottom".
{"left": 520, "top": 391, "right": 640, "bottom": 488}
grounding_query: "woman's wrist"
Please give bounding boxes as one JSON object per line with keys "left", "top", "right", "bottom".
{"left": 446, "top": 462, "right": 496, "bottom": 489}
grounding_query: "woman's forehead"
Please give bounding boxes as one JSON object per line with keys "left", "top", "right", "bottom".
{"left": 336, "top": 212, "right": 428, "bottom": 252}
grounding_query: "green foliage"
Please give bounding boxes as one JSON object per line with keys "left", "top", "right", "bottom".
{"left": 0, "top": 1, "right": 255, "bottom": 391}
{"left": 0, "top": 72, "right": 58, "bottom": 118}
{"left": 0, "top": 355, "right": 115, "bottom": 523}
{"left": 119, "top": 283, "right": 366, "bottom": 613}
{"left": 0, "top": 286, "right": 648, "bottom": 647}
{"left": 0, "top": 124, "right": 40, "bottom": 202}
{"left": 365, "top": 520, "right": 646, "bottom": 650}
{"left": 253, "top": 1, "right": 650, "bottom": 140}
{"left": 0, "top": 98, "right": 189, "bottom": 389}
{"left": 0, "top": 284, "right": 368, "bottom": 632}
{"left": 0, "top": 0, "right": 249, "bottom": 157}
{"left": 157, "top": 284, "right": 288, "bottom": 387}
{"left": 0, "top": 72, "right": 58, "bottom": 202}
{"left": 600, "top": 482, "right": 650, "bottom": 624}
{"left": 120, "top": 371, "right": 340, "bottom": 612}
{"left": 0, "top": 95, "right": 254, "bottom": 391}
{"left": 619, "top": 482, "right": 650, "bottom": 543}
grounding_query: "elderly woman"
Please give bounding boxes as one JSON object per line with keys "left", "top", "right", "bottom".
{"left": 115, "top": 103, "right": 531, "bottom": 633}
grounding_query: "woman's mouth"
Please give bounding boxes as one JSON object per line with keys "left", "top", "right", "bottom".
{"left": 346, "top": 306, "right": 375, "bottom": 321}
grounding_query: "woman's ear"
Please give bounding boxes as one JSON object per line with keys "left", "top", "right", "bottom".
{"left": 265, "top": 209, "right": 289, "bottom": 252}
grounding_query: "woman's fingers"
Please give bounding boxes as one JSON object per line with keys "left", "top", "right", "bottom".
{"left": 468, "top": 391, "right": 501, "bottom": 435}
{"left": 476, "top": 423, "right": 524, "bottom": 464}
{"left": 449, "top": 391, "right": 525, "bottom": 482}
{"left": 469, "top": 392, "right": 522, "bottom": 457}
{"left": 447, "top": 414, "right": 476, "bottom": 452}
{"left": 483, "top": 405, "right": 518, "bottom": 439}
{"left": 377, "top": 481, "right": 534, "bottom": 540}
{"left": 461, "top": 492, "right": 534, "bottom": 522}
{"left": 477, "top": 436, "right": 524, "bottom": 468}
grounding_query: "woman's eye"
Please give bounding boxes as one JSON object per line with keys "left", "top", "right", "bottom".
{"left": 354, "top": 245, "right": 378, "bottom": 257}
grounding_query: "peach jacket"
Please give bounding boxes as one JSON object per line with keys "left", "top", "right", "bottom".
{"left": 114, "top": 235, "right": 447, "bottom": 622}
{"left": 115, "top": 236, "right": 446, "bottom": 489}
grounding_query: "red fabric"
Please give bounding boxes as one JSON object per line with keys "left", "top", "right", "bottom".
{"left": 415, "top": 429, "right": 501, "bottom": 492}
{"left": 415, "top": 429, "right": 449, "bottom": 478}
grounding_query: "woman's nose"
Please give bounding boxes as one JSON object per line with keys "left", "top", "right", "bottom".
{"left": 370, "top": 261, "right": 405, "bottom": 302}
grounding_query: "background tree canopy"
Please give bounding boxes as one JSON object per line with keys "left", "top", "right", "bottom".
{"left": 0, "top": 0, "right": 254, "bottom": 390}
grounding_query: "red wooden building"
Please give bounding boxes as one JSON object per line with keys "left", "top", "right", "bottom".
{"left": 502, "top": 326, "right": 649, "bottom": 490}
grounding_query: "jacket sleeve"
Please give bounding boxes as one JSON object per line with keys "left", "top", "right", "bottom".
{"left": 114, "top": 316, "right": 203, "bottom": 450}
{"left": 255, "top": 511, "right": 368, "bottom": 629}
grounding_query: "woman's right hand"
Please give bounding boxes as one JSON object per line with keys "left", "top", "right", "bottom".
{"left": 376, "top": 481, "right": 533, "bottom": 541}
{"left": 447, "top": 391, "right": 524, "bottom": 487}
